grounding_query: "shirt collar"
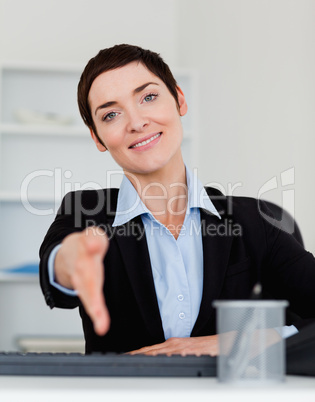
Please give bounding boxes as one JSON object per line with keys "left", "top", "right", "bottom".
{"left": 112, "top": 166, "right": 221, "bottom": 227}
{"left": 186, "top": 167, "right": 221, "bottom": 219}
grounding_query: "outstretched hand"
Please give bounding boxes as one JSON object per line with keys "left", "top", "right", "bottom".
{"left": 55, "top": 227, "right": 110, "bottom": 336}
{"left": 128, "top": 335, "right": 219, "bottom": 356}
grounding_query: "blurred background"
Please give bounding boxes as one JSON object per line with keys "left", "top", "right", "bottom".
{"left": 0, "top": 0, "right": 314, "bottom": 351}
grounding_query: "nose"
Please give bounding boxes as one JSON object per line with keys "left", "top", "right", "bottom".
{"left": 126, "top": 108, "right": 149, "bottom": 133}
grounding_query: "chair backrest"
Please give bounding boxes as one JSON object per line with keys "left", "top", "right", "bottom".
{"left": 261, "top": 200, "right": 304, "bottom": 247}
{"left": 261, "top": 200, "right": 305, "bottom": 326}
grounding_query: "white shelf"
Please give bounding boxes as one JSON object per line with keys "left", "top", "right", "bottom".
{"left": 17, "top": 336, "right": 85, "bottom": 353}
{"left": 0, "top": 60, "right": 83, "bottom": 73}
{"left": 0, "top": 192, "right": 60, "bottom": 203}
{"left": 0, "top": 123, "right": 87, "bottom": 136}
{"left": 0, "top": 272, "right": 38, "bottom": 283}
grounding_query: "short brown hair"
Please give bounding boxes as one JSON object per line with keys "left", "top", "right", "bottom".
{"left": 77, "top": 44, "right": 179, "bottom": 141}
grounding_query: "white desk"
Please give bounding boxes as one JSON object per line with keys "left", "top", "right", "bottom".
{"left": 0, "top": 376, "right": 314, "bottom": 402}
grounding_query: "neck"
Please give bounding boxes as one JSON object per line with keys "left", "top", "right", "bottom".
{"left": 124, "top": 151, "right": 188, "bottom": 219}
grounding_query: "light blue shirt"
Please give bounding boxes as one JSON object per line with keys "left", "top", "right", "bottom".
{"left": 112, "top": 167, "right": 221, "bottom": 339}
{"left": 48, "top": 166, "right": 221, "bottom": 338}
{"left": 48, "top": 167, "right": 298, "bottom": 339}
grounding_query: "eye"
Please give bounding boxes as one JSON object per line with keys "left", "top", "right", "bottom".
{"left": 103, "top": 111, "right": 118, "bottom": 121}
{"left": 143, "top": 93, "right": 158, "bottom": 103}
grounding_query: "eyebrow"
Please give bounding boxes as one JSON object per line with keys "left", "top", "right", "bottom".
{"left": 94, "top": 81, "right": 159, "bottom": 116}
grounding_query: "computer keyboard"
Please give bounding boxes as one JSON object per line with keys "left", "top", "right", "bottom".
{"left": 0, "top": 352, "right": 217, "bottom": 377}
{"left": 1, "top": 323, "right": 314, "bottom": 377}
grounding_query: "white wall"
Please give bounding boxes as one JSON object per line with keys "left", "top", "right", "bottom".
{"left": 178, "top": 0, "right": 315, "bottom": 254}
{"left": 0, "top": 0, "right": 180, "bottom": 65}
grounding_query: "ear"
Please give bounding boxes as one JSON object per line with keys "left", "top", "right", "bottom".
{"left": 90, "top": 128, "right": 107, "bottom": 152}
{"left": 176, "top": 86, "right": 188, "bottom": 117}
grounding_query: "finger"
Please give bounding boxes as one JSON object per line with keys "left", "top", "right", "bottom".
{"left": 129, "top": 347, "right": 157, "bottom": 355}
{"left": 130, "top": 337, "right": 219, "bottom": 356}
{"left": 74, "top": 234, "right": 110, "bottom": 336}
{"left": 129, "top": 343, "right": 178, "bottom": 355}
{"left": 128, "top": 344, "right": 162, "bottom": 355}
{"left": 136, "top": 338, "right": 189, "bottom": 356}
{"left": 79, "top": 282, "right": 111, "bottom": 336}
{"left": 90, "top": 296, "right": 111, "bottom": 336}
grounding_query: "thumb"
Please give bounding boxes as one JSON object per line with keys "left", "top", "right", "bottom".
{"left": 84, "top": 227, "right": 108, "bottom": 256}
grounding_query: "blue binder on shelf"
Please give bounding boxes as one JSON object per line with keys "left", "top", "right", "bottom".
{"left": 1, "top": 263, "right": 39, "bottom": 276}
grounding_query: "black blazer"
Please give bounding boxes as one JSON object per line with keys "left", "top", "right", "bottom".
{"left": 39, "top": 188, "right": 315, "bottom": 353}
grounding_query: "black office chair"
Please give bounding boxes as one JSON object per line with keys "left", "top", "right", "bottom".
{"left": 260, "top": 200, "right": 304, "bottom": 246}
{"left": 260, "top": 200, "right": 305, "bottom": 326}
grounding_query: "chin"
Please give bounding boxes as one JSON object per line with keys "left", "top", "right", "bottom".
{"left": 119, "top": 146, "right": 182, "bottom": 176}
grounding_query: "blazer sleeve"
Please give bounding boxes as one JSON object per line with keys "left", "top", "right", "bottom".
{"left": 39, "top": 191, "right": 85, "bottom": 309}
{"left": 39, "top": 188, "right": 117, "bottom": 310}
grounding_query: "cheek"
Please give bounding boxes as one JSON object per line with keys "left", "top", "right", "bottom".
{"left": 105, "top": 135, "right": 121, "bottom": 150}
{"left": 156, "top": 103, "right": 181, "bottom": 126}
{"left": 99, "top": 127, "right": 125, "bottom": 151}
{"left": 165, "top": 108, "right": 183, "bottom": 133}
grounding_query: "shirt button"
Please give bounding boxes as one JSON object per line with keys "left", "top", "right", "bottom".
{"left": 179, "top": 312, "right": 185, "bottom": 320}
{"left": 177, "top": 294, "right": 184, "bottom": 302}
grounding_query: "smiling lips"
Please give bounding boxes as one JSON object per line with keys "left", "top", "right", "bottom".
{"left": 129, "top": 132, "right": 161, "bottom": 149}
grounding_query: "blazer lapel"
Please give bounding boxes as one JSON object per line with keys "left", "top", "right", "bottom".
{"left": 192, "top": 208, "right": 234, "bottom": 335}
{"left": 113, "top": 216, "right": 165, "bottom": 342}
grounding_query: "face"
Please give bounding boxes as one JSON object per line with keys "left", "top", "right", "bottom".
{"left": 88, "top": 62, "right": 187, "bottom": 176}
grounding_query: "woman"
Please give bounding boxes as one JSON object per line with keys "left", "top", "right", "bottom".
{"left": 40, "top": 44, "right": 315, "bottom": 355}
